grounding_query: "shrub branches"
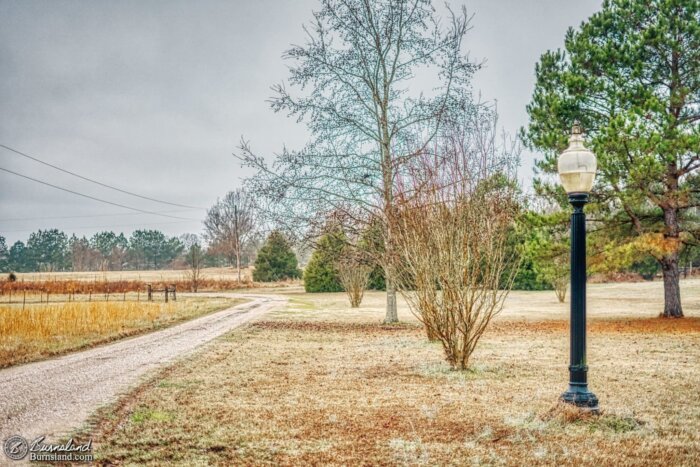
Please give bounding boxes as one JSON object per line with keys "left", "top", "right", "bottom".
{"left": 390, "top": 105, "right": 521, "bottom": 370}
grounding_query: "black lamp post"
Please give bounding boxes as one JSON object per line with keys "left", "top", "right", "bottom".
{"left": 558, "top": 123, "right": 599, "bottom": 411}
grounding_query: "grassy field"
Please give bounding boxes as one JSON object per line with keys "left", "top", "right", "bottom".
{"left": 84, "top": 279, "right": 700, "bottom": 465}
{"left": 12, "top": 266, "right": 254, "bottom": 283}
{"left": 0, "top": 294, "right": 245, "bottom": 368}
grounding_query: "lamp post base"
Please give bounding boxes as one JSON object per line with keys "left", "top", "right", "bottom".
{"left": 561, "top": 387, "right": 599, "bottom": 412}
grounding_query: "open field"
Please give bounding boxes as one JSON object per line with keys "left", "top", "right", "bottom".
{"left": 0, "top": 294, "right": 246, "bottom": 368}
{"left": 1, "top": 267, "right": 301, "bottom": 297}
{"left": 85, "top": 280, "right": 700, "bottom": 465}
{"left": 11, "top": 266, "right": 254, "bottom": 283}
{"left": 279, "top": 277, "right": 700, "bottom": 322}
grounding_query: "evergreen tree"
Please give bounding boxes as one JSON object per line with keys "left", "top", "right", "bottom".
{"left": 523, "top": 0, "right": 700, "bottom": 317}
{"left": 0, "top": 236, "right": 8, "bottom": 272}
{"left": 253, "top": 231, "right": 301, "bottom": 282}
{"left": 129, "top": 230, "right": 183, "bottom": 270}
{"left": 26, "top": 229, "right": 70, "bottom": 271}
{"left": 303, "top": 229, "right": 345, "bottom": 293}
{"left": 8, "top": 241, "right": 27, "bottom": 272}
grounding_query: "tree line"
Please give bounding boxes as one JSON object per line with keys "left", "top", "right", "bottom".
{"left": 0, "top": 189, "right": 262, "bottom": 275}
{"left": 0, "top": 229, "right": 196, "bottom": 273}
{"left": 0, "top": 227, "right": 258, "bottom": 274}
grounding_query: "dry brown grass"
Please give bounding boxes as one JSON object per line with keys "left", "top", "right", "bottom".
{"left": 0, "top": 267, "right": 303, "bottom": 301}
{"left": 86, "top": 280, "right": 700, "bottom": 466}
{"left": 0, "top": 277, "right": 258, "bottom": 297}
{"left": 11, "top": 266, "right": 255, "bottom": 283}
{"left": 0, "top": 295, "right": 244, "bottom": 368}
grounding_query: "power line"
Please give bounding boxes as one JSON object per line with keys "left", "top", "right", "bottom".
{"left": 0, "top": 166, "right": 201, "bottom": 221}
{"left": 0, "top": 143, "right": 206, "bottom": 210}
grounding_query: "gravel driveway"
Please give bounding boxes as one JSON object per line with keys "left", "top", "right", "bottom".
{"left": 0, "top": 293, "right": 284, "bottom": 444}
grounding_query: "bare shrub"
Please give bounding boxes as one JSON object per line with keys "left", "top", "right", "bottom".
{"left": 181, "top": 234, "right": 205, "bottom": 292}
{"left": 337, "top": 255, "right": 372, "bottom": 308}
{"left": 552, "top": 274, "right": 568, "bottom": 303}
{"left": 183, "top": 262, "right": 204, "bottom": 293}
{"left": 393, "top": 182, "right": 518, "bottom": 369}
{"left": 390, "top": 105, "right": 521, "bottom": 370}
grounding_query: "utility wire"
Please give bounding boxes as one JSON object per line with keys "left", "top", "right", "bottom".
{"left": 0, "top": 166, "right": 201, "bottom": 221}
{"left": 0, "top": 143, "right": 206, "bottom": 210}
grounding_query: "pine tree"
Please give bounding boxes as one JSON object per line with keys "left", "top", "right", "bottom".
{"left": 253, "top": 231, "right": 301, "bottom": 282}
{"left": 523, "top": 0, "right": 700, "bottom": 318}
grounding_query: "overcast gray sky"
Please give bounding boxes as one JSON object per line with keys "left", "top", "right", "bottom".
{"left": 0, "top": 0, "right": 602, "bottom": 245}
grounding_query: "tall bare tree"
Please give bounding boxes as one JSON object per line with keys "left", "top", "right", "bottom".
{"left": 238, "top": 0, "right": 477, "bottom": 323}
{"left": 203, "top": 190, "right": 257, "bottom": 282}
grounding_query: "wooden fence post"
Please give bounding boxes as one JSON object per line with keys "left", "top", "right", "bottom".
{"left": 164, "top": 287, "right": 169, "bottom": 303}
{"left": 147, "top": 284, "right": 153, "bottom": 302}
{"left": 171, "top": 285, "right": 176, "bottom": 301}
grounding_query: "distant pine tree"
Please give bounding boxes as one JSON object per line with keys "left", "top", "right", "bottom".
{"left": 252, "top": 231, "right": 301, "bottom": 282}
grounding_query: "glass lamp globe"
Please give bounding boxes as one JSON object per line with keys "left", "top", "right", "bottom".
{"left": 557, "top": 123, "right": 597, "bottom": 194}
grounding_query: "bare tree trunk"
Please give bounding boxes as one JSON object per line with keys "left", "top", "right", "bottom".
{"left": 236, "top": 253, "right": 241, "bottom": 283}
{"left": 381, "top": 122, "right": 399, "bottom": 323}
{"left": 660, "top": 254, "right": 683, "bottom": 318}
{"left": 383, "top": 212, "right": 399, "bottom": 323}
{"left": 384, "top": 270, "right": 398, "bottom": 323}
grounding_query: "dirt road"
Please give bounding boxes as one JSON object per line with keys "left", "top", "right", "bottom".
{"left": 0, "top": 294, "right": 284, "bottom": 444}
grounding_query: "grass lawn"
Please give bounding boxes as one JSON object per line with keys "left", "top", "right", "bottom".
{"left": 87, "top": 280, "right": 700, "bottom": 465}
{"left": 0, "top": 294, "right": 246, "bottom": 368}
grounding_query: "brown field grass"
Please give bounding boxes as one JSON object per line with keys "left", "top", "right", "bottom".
{"left": 0, "top": 277, "right": 258, "bottom": 297}
{"left": 0, "top": 295, "right": 245, "bottom": 368}
{"left": 85, "top": 280, "right": 700, "bottom": 466}
{"left": 11, "top": 266, "right": 254, "bottom": 283}
{"left": 0, "top": 268, "right": 302, "bottom": 298}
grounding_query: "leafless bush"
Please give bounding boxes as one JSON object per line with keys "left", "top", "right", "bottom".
{"left": 337, "top": 254, "right": 372, "bottom": 308}
{"left": 181, "top": 234, "right": 205, "bottom": 292}
{"left": 184, "top": 266, "right": 204, "bottom": 293}
{"left": 552, "top": 273, "right": 568, "bottom": 303}
{"left": 390, "top": 105, "right": 521, "bottom": 370}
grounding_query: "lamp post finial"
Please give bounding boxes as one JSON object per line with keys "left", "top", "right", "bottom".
{"left": 572, "top": 121, "right": 582, "bottom": 135}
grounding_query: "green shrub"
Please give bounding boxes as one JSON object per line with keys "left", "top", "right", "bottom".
{"left": 304, "top": 230, "right": 345, "bottom": 292}
{"left": 367, "top": 264, "right": 386, "bottom": 290}
{"left": 253, "top": 231, "right": 301, "bottom": 282}
{"left": 629, "top": 255, "right": 659, "bottom": 280}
